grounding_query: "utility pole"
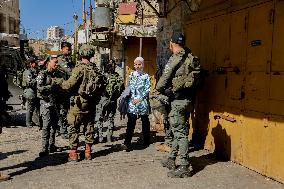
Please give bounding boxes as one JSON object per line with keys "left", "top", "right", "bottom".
{"left": 83, "top": 0, "right": 86, "bottom": 29}
{"left": 139, "top": 7, "right": 144, "bottom": 57}
{"left": 73, "top": 13, "right": 78, "bottom": 61}
{"left": 89, "top": 0, "right": 93, "bottom": 28}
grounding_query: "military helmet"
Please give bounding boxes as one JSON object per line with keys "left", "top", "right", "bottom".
{"left": 79, "top": 44, "right": 95, "bottom": 57}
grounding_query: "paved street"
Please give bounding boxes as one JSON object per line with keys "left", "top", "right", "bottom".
{"left": 1, "top": 110, "right": 284, "bottom": 189}
{"left": 0, "top": 83, "right": 283, "bottom": 189}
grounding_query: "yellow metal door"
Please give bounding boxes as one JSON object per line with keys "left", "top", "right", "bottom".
{"left": 226, "top": 73, "right": 245, "bottom": 110}
{"left": 230, "top": 9, "right": 248, "bottom": 72}
{"left": 215, "top": 15, "right": 230, "bottom": 69}
{"left": 271, "top": 0, "right": 284, "bottom": 71}
{"left": 269, "top": 75, "right": 284, "bottom": 116}
{"left": 241, "top": 112, "right": 270, "bottom": 175}
{"left": 267, "top": 2, "right": 284, "bottom": 182}
{"left": 246, "top": 1, "right": 274, "bottom": 72}
{"left": 270, "top": 0, "right": 284, "bottom": 116}
{"left": 244, "top": 72, "right": 270, "bottom": 113}
{"left": 208, "top": 75, "right": 227, "bottom": 106}
{"left": 200, "top": 18, "right": 215, "bottom": 71}
{"left": 267, "top": 115, "right": 284, "bottom": 183}
{"left": 185, "top": 22, "right": 201, "bottom": 57}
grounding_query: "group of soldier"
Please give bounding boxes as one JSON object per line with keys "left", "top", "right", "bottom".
{"left": 20, "top": 42, "right": 124, "bottom": 161}
{"left": 1, "top": 31, "right": 200, "bottom": 180}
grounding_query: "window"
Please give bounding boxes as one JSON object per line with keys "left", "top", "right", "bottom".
{"left": 0, "top": 13, "right": 6, "bottom": 33}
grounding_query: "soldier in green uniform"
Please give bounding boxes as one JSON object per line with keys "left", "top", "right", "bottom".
{"left": 56, "top": 42, "right": 74, "bottom": 139}
{"left": 22, "top": 58, "right": 39, "bottom": 128}
{"left": 37, "top": 55, "right": 61, "bottom": 157}
{"left": 57, "top": 42, "right": 74, "bottom": 78}
{"left": 60, "top": 44, "right": 103, "bottom": 161}
{"left": 95, "top": 60, "right": 124, "bottom": 143}
{"left": 157, "top": 32, "right": 201, "bottom": 178}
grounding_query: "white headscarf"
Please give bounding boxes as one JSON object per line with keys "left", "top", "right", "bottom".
{"left": 133, "top": 56, "right": 144, "bottom": 76}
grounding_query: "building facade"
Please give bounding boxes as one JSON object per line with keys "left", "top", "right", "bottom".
{"left": 47, "top": 26, "right": 64, "bottom": 40}
{"left": 28, "top": 39, "right": 53, "bottom": 57}
{"left": 0, "top": 0, "right": 20, "bottom": 46}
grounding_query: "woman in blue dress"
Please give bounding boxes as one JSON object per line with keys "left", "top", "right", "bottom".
{"left": 123, "top": 57, "right": 151, "bottom": 151}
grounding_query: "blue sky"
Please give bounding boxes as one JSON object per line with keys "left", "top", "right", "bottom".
{"left": 20, "top": 0, "right": 86, "bottom": 39}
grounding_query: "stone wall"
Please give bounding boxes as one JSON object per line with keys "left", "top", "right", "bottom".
{"left": 156, "top": 0, "right": 200, "bottom": 78}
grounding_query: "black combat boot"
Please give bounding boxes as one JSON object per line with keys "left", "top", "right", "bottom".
{"left": 161, "top": 158, "right": 176, "bottom": 170}
{"left": 49, "top": 144, "right": 62, "bottom": 153}
{"left": 167, "top": 165, "right": 191, "bottom": 178}
{"left": 39, "top": 149, "right": 49, "bottom": 157}
{"left": 121, "top": 143, "right": 133, "bottom": 152}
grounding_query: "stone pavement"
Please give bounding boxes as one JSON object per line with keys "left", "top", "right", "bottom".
{"left": 0, "top": 112, "right": 283, "bottom": 189}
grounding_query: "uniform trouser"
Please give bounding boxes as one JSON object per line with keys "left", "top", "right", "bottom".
{"left": 161, "top": 107, "right": 173, "bottom": 147}
{"left": 95, "top": 96, "right": 107, "bottom": 139}
{"left": 97, "top": 101, "right": 116, "bottom": 138}
{"left": 40, "top": 101, "right": 58, "bottom": 151}
{"left": 124, "top": 113, "right": 150, "bottom": 146}
{"left": 168, "top": 99, "right": 191, "bottom": 166}
{"left": 164, "top": 119, "right": 173, "bottom": 147}
{"left": 26, "top": 98, "right": 36, "bottom": 127}
{"left": 104, "top": 108, "right": 115, "bottom": 137}
{"left": 26, "top": 98, "right": 42, "bottom": 128}
{"left": 58, "top": 102, "right": 69, "bottom": 135}
{"left": 67, "top": 112, "right": 95, "bottom": 149}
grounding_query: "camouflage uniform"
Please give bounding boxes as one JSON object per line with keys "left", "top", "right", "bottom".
{"left": 37, "top": 69, "right": 59, "bottom": 154}
{"left": 57, "top": 54, "right": 74, "bottom": 79}
{"left": 95, "top": 95, "right": 108, "bottom": 142}
{"left": 61, "top": 62, "right": 96, "bottom": 149}
{"left": 22, "top": 67, "right": 38, "bottom": 127}
{"left": 156, "top": 48, "right": 194, "bottom": 167}
{"left": 95, "top": 72, "right": 123, "bottom": 142}
{"left": 56, "top": 54, "right": 74, "bottom": 138}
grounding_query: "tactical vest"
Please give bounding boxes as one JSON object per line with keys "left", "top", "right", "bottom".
{"left": 78, "top": 63, "right": 107, "bottom": 100}
{"left": 57, "top": 55, "right": 74, "bottom": 80}
{"left": 172, "top": 53, "right": 201, "bottom": 96}
{"left": 37, "top": 70, "right": 53, "bottom": 100}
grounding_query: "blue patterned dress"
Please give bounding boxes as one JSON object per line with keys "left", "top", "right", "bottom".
{"left": 128, "top": 72, "right": 151, "bottom": 115}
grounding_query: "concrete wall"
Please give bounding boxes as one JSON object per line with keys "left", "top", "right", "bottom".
{"left": 157, "top": 0, "right": 284, "bottom": 183}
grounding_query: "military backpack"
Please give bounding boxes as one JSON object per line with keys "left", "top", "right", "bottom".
{"left": 172, "top": 52, "right": 202, "bottom": 93}
{"left": 78, "top": 64, "right": 107, "bottom": 99}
